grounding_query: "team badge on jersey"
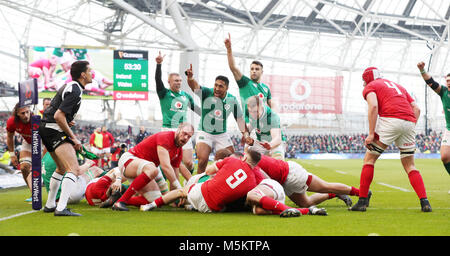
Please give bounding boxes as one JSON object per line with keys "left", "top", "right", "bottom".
{"left": 258, "top": 93, "right": 264, "bottom": 99}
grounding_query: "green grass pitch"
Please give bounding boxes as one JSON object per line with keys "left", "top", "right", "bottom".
{"left": 0, "top": 159, "right": 448, "bottom": 236}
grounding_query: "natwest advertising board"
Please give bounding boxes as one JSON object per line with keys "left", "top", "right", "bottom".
{"left": 263, "top": 75, "right": 343, "bottom": 114}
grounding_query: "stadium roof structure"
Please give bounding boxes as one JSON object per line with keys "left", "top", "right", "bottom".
{"left": 1, "top": 0, "right": 449, "bottom": 72}
{"left": 0, "top": 0, "right": 449, "bottom": 132}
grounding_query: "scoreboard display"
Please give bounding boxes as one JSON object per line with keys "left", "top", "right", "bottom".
{"left": 113, "top": 50, "right": 149, "bottom": 100}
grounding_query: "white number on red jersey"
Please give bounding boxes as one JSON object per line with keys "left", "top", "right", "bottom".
{"left": 226, "top": 169, "right": 248, "bottom": 189}
{"left": 384, "top": 81, "right": 402, "bottom": 95}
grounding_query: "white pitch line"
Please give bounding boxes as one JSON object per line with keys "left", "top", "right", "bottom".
{"left": 377, "top": 182, "right": 411, "bottom": 192}
{"left": 332, "top": 169, "right": 412, "bottom": 192}
{"left": 0, "top": 210, "right": 38, "bottom": 222}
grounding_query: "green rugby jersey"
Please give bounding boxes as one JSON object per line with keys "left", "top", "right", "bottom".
{"left": 155, "top": 64, "right": 195, "bottom": 128}
{"left": 438, "top": 85, "right": 450, "bottom": 130}
{"left": 236, "top": 75, "right": 272, "bottom": 122}
{"left": 248, "top": 105, "right": 286, "bottom": 142}
{"left": 197, "top": 86, "right": 242, "bottom": 135}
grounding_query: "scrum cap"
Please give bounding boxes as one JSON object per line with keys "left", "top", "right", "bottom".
{"left": 362, "top": 67, "right": 381, "bottom": 84}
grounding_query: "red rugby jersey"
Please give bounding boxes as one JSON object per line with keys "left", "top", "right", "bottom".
{"left": 6, "top": 116, "right": 32, "bottom": 144}
{"left": 129, "top": 131, "right": 182, "bottom": 168}
{"left": 201, "top": 157, "right": 258, "bottom": 211}
{"left": 362, "top": 78, "right": 416, "bottom": 123}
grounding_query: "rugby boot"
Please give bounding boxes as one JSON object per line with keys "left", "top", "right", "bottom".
{"left": 308, "top": 206, "right": 328, "bottom": 216}
{"left": 420, "top": 198, "right": 432, "bottom": 212}
{"left": 337, "top": 194, "right": 353, "bottom": 207}
{"left": 43, "top": 206, "right": 56, "bottom": 213}
{"left": 280, "top": 208, "right": 301, "bottom": 218}
{"left": 54, "top": 208, "right": 82, "bottom": 216}
{"left": 99, "top": 190, "right": 122, "bottom": 208}
{"left": 350, "top": 197, "right": 368, "bottom": 212}
{"left": 112, "top": 201, "right": 129, "bottom": 211}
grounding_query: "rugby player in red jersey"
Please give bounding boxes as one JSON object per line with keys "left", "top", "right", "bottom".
{"left": 112, "top": 123, "right": 194, "bottom": 211}
{"left": 351, "top": 67, "right": 431, "bottom": 212}
{"left": 140, "top": 148, "right": 264, "bottom": 213}
{"left": 255, "top": 154, "right": 358, "bottom": 209}
{"left": 6, "top": 103, "right": 33, "bottom": 195}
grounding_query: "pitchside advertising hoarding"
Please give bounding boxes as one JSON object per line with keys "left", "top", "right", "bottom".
{"left": 27, "top": 46, "right": 148, "bottom": 100}
{"left": 263, "top": 75, "right": 343, "bottom": 114}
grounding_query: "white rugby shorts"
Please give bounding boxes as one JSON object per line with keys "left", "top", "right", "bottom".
{"left": 375, "top": 117, "right": 416, "bottom": 150}
{"left": 283, "top": 161, "right": 311, "bottom": 196}
{"left": 187, "top": 183, "right": 212, "bottom": 213}
{"left": 196, "top": 130, "right": 233, "bottom": 151}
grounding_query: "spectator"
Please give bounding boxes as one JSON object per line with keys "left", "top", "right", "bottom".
{"left": 135, "top": 126, "right": 148, "bottom": 145}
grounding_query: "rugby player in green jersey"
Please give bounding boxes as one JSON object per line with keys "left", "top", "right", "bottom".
{"left": 244, "top": 95, "right": 286, "bottom": 160}
{"left": 155, "top": 51, "right": 199, "bottom": 183}
{"left": 185, "top": 64, "right": 249, "bottom": 174}
{"left": 418, "top": 61, "right": 450, "bottom": 176}
{"left": 225, "top": 33, "right": 274, "bottom": 122}
{"left": 42, "top": 152, "right": 105, "bottom": 205}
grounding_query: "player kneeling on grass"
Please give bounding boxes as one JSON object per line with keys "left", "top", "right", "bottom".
{"left": 112, "top": 123, "right": 194, "bottom": 211}
{"left": 140, "top": 148, "right": 263, "bottom": 213}
{"left": 89, "top": 167, "right": 169, "bottom": 208}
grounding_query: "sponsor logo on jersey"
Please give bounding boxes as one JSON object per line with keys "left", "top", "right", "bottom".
{"left": 175, "top": 101, "right": 183, "bottom": 109}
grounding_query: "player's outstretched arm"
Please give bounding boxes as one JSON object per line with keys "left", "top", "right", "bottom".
{"left": 268, "top": 128, "right": 282, "bottom": 150}
{"left": 364, "top": 92, "right": 378, "bottom": 149}
{"left": 157, "top": 145, "right": 182, "bottom": 189}
{"left": 185, "top": 63, "right": 200, "bottom": 92}
{"left": 417, "top": 61, "right": 441, "bottom": 94}
{"left": 155, "top": 51, "right": 167, "bottom": 96}
{"left": 6, "top": 131, "right": 17, "bottom": 166}
{"left": 224, "top": 33, "right": 243, "bottom": 81}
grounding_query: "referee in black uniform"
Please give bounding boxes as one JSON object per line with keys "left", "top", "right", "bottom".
{"left": 39, "top": 61, "right": 92, "bottom": 216}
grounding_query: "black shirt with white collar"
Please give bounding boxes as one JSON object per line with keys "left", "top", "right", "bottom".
{"left": 42, "top": 81, "right": 84, "bottom": 124}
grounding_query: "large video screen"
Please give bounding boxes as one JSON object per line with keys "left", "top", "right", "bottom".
{"left": 27, "top": 46, "right": 148, "bottom": 100}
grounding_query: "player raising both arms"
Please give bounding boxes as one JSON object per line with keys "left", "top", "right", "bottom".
{"left": 112, "top": 123, "right": 194, "bottom": 211}
{"left": 351, "top": 67, "right": 431, "bottom": 212}
{"left": 185, "top": 64, "right": 248, "bottom": 174}
{"left": 417, "top": 61, "right": 450, "bottom": 177}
